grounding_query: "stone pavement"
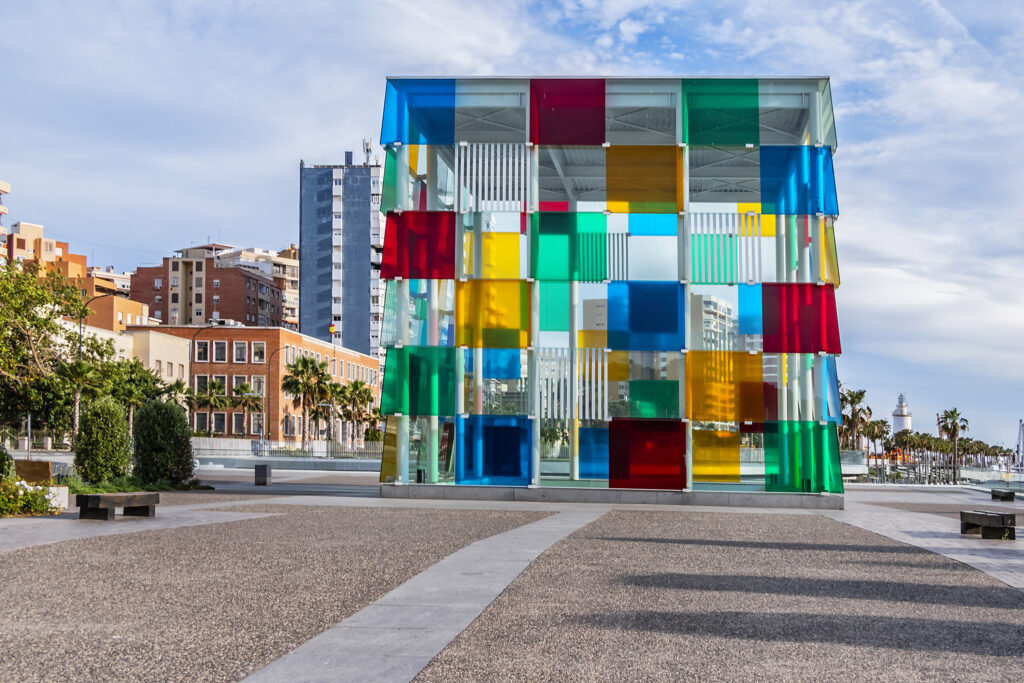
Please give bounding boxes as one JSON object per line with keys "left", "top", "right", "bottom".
{"left": 243, "top": 509, "right": 605, "bottom": 683}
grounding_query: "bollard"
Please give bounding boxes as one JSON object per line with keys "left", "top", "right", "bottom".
{"left": 255, "top": 464, "right": 271, "bottom": 486}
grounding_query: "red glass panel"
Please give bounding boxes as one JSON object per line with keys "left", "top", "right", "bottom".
{"left": 530, "top": 79, "right": 605, "bottom": 145}
{"left": 381, "top": 211, "right": 456, "bottom": 280}
{"left": 762, "top": 284, "right": 841, "bottom": 354}
{"left": 608, "top": 418, "right": 686, "bottom": 490}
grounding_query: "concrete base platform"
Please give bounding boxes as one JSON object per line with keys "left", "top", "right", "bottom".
{"left": 381, "top": 484, "right": 843, "bottom": 510}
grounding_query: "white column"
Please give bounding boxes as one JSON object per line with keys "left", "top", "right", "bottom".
{"left": 426, "top": 147, "right": 438, "bottom": 211}
{"left": 530, "top": 281, "right": 541, "bottom": 486}
{"left": 568, "top": 279, "right": 579, "bottom": 481}
{"left": 680, "top": 142, "right": 693, "bottom": 490}
{"left": 396, "top": 278, "right": 410, "bottom": 483}
{"left": 426, "top": 280, "right": 439, "bottom": 483}
{"left": 775, "top": 214, "right": 787, "bottom": 421}
{"left": 397, "top": 144, "right": 412, "bottom": 211}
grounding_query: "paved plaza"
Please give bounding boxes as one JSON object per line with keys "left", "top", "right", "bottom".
{"left": 0, "top": 475, "right": 1021, "bottom": 682}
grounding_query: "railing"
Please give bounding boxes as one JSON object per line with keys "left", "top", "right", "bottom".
{"left": 191, "top": 437, "right": 383, "bottom": 459}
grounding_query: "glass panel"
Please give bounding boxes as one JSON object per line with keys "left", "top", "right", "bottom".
{"left": 381, "top": 146, "right": 398, "bottom": 213}
{"left": 539, "top": 281, "right": 570, "bottom": 331}
{"left": 628, "top": 379, "right": 680, "bottom": 419}
{"left": 760, "top": 146, "right": 839, "bottom": 216}
{"left": 456, "top": 415, "right": 533, "bottom": 485}
{"left": 758, "top": 78, "right": 837, "bottom": 149}
{"left": 607, "top": 282, "right": 686, "bottom": 351}
{"left": 381, "top": 78, "right": 455, "bottom": 145}
{"left": 462, "top": 229, "right": 523, "bottom": 279}
{"left": 379, "top": 416, "right": 399, "bottom": 483}
{"left": 686, "top": 350, "right": 765, "bottom": 422}
{"left": 537, "top": 146, "right": 606, "bottom": 209}
{"left": 530, "top": 212, "right": 607, "bottom": 281}
{"left": 606, "top": 146, "right": 683, "bottom": 213}
{"left": 737, "top": 284, "right": 762, "bottom": 334}
{"left": 688, "top": 147, "right": 759, "bottom": 204}
{"left": 379, "top": 145, "right": 456, "bottom": 212}
{"left": 682, "top": 78, "right": 760, "bottom": 146}
{"left": 761, "top": 283, "right": 841, "bottom": 354}
{"left": 381, "top": 211, "right": 456, "bottom": 280}
{"left": 380, "top": 279, "right": 455, "bottom": 348}
{"left": 380, "top": 346, "right": 456, "bottom": 416}
{"left": 692, "top": 427, "right": 741, "bottom": 482}
{"left": 579, "top": 426, "right": 610, "bottom": 479}
{"left": 462, "top": 349, "right": 527, "bottom": 415}
{"left": 608, "top": 417, "right": 686, "bottom": 489}
{"left": 822, "top": 355, "right": 842, "bottom": 424}
{"left": 628, "top": 235, "right": 677, "bottom": 281}
{"left": 530, "top": 79, "right": 605, "bottom": 145}
{"left": 605, "top": 78, "right": 680, "bottom": 145}
{"left": 764, "top": 421, "right": 843, "bottom": 493}
{"left": 687, "top": 286, "right": 742, "bottom": 352}
{"left": 455, "top": 280, "right": 531, "bottom": 348}
{"left": 628, "top": 213, "right": 677, "bottom": 236}
{"left": 455, "top": 78, "right": 528, "bottom": 143}
{"left": 820, "top": 217, "right": 840, "bottom": 285}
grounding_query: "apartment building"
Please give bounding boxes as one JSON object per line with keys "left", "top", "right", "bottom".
{"left": 87, "top": 266, "right": 132, "bottom": 296}
{"left": 216, "top": 245, "right": 300, "bottom": 330}
{"left": 147, "top": 325, "right": 380, "bottom": 440}
{"left": 298, "top": 147, "right": 384, "bottom": 363}
{"left": 0, "top": 180, "right": 9, "bottom": 259}
{"left": 131, "top": 244, "right": 284, "bottom": 327}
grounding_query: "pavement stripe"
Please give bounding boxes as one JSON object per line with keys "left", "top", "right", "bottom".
{"left": 244, "top": 509, "right": 604, "bottom": 683}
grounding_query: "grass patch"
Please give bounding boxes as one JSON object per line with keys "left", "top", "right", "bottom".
{"left": 59, "top": 474, "right": 212, "bottom": 494}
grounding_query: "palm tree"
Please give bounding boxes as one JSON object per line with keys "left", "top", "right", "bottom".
{"left": 281, "top": 356, "right": 329, "bottom": 450}
{"left": 58, "top": 359, "right": 101, "bottom": 442}
{"left": 231, "top": 381, "right": 263, "bottom": 438}
{"left": 841, "top": 388, "right": 871, "bottom": 450}
{"left": 338, "top": 380, "right": 375, "bottom": 449}
{"left": 939, "top": 408, "right": 969, "bottom": 483}
{"left": 122, "top": 383, "right": 147, "bottom": 441}
{"left": 201, "top": 379, "right": 231, "bottom": 436}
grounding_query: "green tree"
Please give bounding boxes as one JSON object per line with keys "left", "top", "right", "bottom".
{"left": 841, "top": 388, "right": 871, "bottom": 450}
{"left": 100, "top": 358, "right": 164, "bottom": 432}
{"left": 231, "top": 382, "right": 262, "bottom": 438}
{"left": 197, "top": 379, "right": 231, "bottom": 436}
{"left": 338, "top": 380, "right": 374, "bottom": 448}
{"left": 281, "top": 356, "right": 329, "bottom": 449}
{"left": 74, "top": 396, "right": 131, "bottom": 484}
{"left": 58, "top": 359, "right": 102, "bottom": 441}
{"left": 133, "top": 399, "right": 194, "bottom": 485}
{"left": 939, "top": 408, "right": 969, "bottom": 483}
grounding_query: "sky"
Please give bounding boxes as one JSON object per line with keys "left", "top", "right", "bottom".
{"left": 2, "top": 0, "right": 1023, "bottom": 446}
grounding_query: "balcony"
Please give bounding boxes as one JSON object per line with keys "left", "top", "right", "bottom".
{"left": 370, "top": 252, "right": 382, "bottom": 265}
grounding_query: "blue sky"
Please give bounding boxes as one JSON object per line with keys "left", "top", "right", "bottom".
{"left": 2, "top": 0, "right": 1023, "bottom": 446}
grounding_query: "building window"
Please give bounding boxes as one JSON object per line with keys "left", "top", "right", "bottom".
{"left": 195, "top": 309, "right": 203, "bottom": 319}
{"left": 233, "top": 341, "right": 247, "bottom": 363}
{"left": 155, "top": 360, "right": 162, "bottom": 374}
{"left": 213, "top": 340, "right": 227, "bottom": 362}
{"left": 195, "top": 277, "right": 202, "bottom": 287}
{"left": 195, "top": 341, "right": 209, "bottom": 362}
{"left": 251, "top": 413, "right": 264, "bottom": 437}
{"left": 194, "top": 413, "right": 209, "bottom": 433}
{"left": 171, "top": 293, "right": 178, "bottom": 303}
{"left": 252, "top": 342, "right": 266, "bottom": 363}
{"left": 232, "top": 375, "right": 248, "bottom": 393}
{"left": 195, "top": 293, "right": 203, "bottom": 304}
{"left": 154, "top": 295, "right": 162, "bottom": 303}
{"left": 154, "top": 278, "right": 163, "bottom": 289}
{"left": 154, "top": 310, "right": 162, "bottom": 320}
{"left": 283, "top": 344, "right": 290, "bottom": 363}
{"left": 166, "top": 362, "right": 174, "bottom": 378}
{"left": 194, "top": 374, "right": 209, "bottom": 394}
{"left": 232, "top": 413, "right": 246, "bottom": 435}
{"left": 251, "top": 375, "right": 265, "bottom": 396}
{"left": 196, "top": 262, "right": 203, "bottom": 272}
{"left": 171, "top": 261, "right": 179, "bottom": 272}
{"left": 212, "top": 279, "right": 220, "bottom": 288}
{"left": 213, "top": 375, "right": 227, "bottom": 394}
{"left": 171, "top": 277, "right": 179, "bottom": 287}
{"left": 212, "top": 413, "right": 226, "bottom": 434}
{"left": 212, "top": 295, "right": 220, "bottom": 304}
{"left": 331, "top": 358, "right": 336, "bottom": 375}
{"left": 117, "top": 311, "right": 124, "bottom": 324}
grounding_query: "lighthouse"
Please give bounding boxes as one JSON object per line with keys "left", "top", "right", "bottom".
{"left": 892, "top": 394, "right": 912, "bottom": 433}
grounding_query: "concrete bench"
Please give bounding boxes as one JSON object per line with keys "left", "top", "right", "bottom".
{"left": 960, "top": 510, "right": 1016, "bottom": 540}
{"left": 992, "top": 489, "right": 1016, "bottom": 502}
{"left": 77, "top": 493, "right": 160, "bottom": 521}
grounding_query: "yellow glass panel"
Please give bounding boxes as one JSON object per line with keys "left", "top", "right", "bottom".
{"left": 408, "top": 145, "right": 421, "bottom": 176}
{"left": 736, "top": 202, "right": 776, "bottom": 237}
{"left": 462, "top": 232, "right": 520, "bottom": 279}
{"left": 455, "top": 279, "right": 530, "bottom": 348}
{"left": 692, "top": 429, "right": 741, "bottom": 482}
{"left": 578, "top": 330, "right": 607, "bottom": 348}
{"left": 686, "top": 350, "right": 764, "bottom": 422}
{"left": 607, "top": 351, "right": 629, "bottom": 382}
{"left": 821, "top": 218, "right": 840, "bottom": 286}
{"left": 607, "top": 146, "right": 683, "bottom": 214}
{"left": 378, "top": 416, "right": 399, "bottom": 483}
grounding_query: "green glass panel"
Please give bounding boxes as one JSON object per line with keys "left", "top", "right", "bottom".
{"left": 381, "top": 146, "right": 398, "bottom": 213}
{"left": 539, "top": 281, "right": 570, "bottom": 331}
{"left": 530, "top": 212, "right": 607, "bottom": 281}
{"left": 380, "top": 346, "right": 456, "bottom": 416}
{"left": 682, "top": 79, "right": 760, "bottom": 146}
{"left": 628, "top": 379, "right": 680, "bottom": 418}
{"left": 765, "top": 421, "right": 843, "bottom": 494}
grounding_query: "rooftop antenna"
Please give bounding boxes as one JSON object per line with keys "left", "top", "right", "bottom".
{"left": 363, "top": 138, "right": 372, "bottom": 165}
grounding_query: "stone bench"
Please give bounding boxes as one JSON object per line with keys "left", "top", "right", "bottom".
{"left": 960, "top": 510, "right": 1016, "bottom": 540}
{"left": 76, "top": 493, "right": 160, "bottom": 521}
{"left": 992, "top": 489, "right": 1016, "bottom": 502}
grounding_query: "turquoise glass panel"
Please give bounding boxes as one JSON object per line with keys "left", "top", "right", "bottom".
{"left": 628, "top": 214, "right": 677, "bottom": 236}
{"left": 738, "top": 284, "right": 763, "bottom": 334}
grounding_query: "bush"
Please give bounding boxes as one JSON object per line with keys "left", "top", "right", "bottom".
{"left": 0, "top": 444, "right": 14, "bottom": 482}
{"left": 133, "top": 400, "right": 194, "bottom": 485}
{"left": 0, "top": 479, "right": 53, "bottom": 517}
{"left": 74, "top": 396, "right": 131, "bottom": 484}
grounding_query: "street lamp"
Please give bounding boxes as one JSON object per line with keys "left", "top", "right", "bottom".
{"left": 258, "top": 345, "right": 285, "bottom": 454}
{"left": 78, "top": 293, "right": 115, "bottom": 360}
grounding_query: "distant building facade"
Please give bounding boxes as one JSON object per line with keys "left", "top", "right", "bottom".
{"left": 131, "top": 244, "right": 284, "bottom": 327}
{"left": 217, "top": 245, "right": 300, "bottom": 330}
{"left": 298, "top": 150, "right": 384, "bottom": 362}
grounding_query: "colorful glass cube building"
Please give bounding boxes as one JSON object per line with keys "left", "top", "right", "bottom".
{"left": 377, "top": 77, "right": 844, "bottom": 494}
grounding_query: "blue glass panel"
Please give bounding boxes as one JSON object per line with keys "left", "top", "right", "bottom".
{"left": 579, "top": 427, "right": 609, "bottom": 479}
{"left": 760, "top": 146, "right": 839, "bottom": 215}
{"left": 464, "top": 348, "right": 522, "bottom": 379}
{"left": 628, "top": 214, "right": 677, "bottom": 236}
{"left": 455, "top": 415, "right": 532, "bottom": 486}
{"left": 607, "top": 282, "right": 686, "bottom": 351}
{"left": 380, "top": 79, "right": 456, "bottom": 145}
{"left": 738, "top": 284, "right": 763, "bottom": 335}
{"left": 824, "top": 355, "right": 842, "bottom": 424}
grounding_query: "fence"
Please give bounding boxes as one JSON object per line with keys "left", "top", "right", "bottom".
{"left": 191, "top": 437, "right": 383, "bottom": 459}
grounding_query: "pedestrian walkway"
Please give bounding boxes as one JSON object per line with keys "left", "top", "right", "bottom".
{"left": 244, "top": 509, "right": 605, "bottom": 683}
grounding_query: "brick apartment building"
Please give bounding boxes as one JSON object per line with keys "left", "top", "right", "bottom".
{"left": 131, "top": 244, "right": 284, "bottom": 327}
{"left": 143, "top": 325, "right": 380, "bottom": 441}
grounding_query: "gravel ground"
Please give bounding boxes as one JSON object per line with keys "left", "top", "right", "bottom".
{"left": 158, "top": 491, "right": 276, "bottom": 506}
{"left": 418, "top": 510, "right": 1024, "bottom": 682}
{"left": 0, "top": 505, "right": 547, "bottom": 682}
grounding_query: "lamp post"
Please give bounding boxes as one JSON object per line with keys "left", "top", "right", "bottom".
{"left": 78, "top": 293, "right": 115, "bottom": 360}
{"left": 259, "top": 345, "right": 285, "bottom": 455}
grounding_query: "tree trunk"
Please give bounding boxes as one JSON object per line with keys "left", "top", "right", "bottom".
{"left": 73, "top": 390, "right": 81, "bottom": 442}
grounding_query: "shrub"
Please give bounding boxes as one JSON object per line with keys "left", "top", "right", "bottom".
{"left": 74, "top": 396, "right": 131, "bottom": 484}
{"left": 0, "top": 479, "right": 53, "bottom": 517}
{"left": 133, "top": 400, "right": 194, "bottom": 485}
{"left": 0, "top": 444, "right": 14, "bottom": 482}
